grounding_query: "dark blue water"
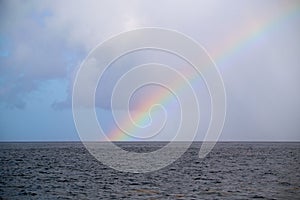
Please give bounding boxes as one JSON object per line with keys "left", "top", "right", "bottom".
{"left": 0, "top": 142, "right": 299, "bottom": 199}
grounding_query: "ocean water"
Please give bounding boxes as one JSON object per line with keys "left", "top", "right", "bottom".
{"left": 0, "top": 142, "right": 299, "bottom": 199}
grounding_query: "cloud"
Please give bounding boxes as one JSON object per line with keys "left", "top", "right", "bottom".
{"left": 1, "top": 0, "right": 300, "bottom": 141}
{"left": 0, "top": 0, "right": 299, "bottom": 144}
{"left": 0, "top": 0, "right": 146, "bottom": 109}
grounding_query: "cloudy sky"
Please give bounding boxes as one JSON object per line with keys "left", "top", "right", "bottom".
{"left": 0, "top": 0, "right": 300, "bottom": 141}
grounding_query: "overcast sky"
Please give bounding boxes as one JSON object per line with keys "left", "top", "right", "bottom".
{"left": 0, "top": 0, "right": 300, "bottom": 141}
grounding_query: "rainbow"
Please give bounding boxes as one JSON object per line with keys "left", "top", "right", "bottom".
{"left": 104, "top": 3, "right": 300, "bottom": 141}
{"left": 211, "top": 3, "right": 300, "bottom": 64}
{"left": 106, "top": 69, "right": 198, "bottom": 141}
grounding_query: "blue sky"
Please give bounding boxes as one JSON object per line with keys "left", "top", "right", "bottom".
{"left": 0, "top": 0, "right": 300, "bottom": 141}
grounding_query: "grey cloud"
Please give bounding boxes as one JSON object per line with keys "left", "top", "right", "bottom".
{"left": 0, "top": 0, "right": 299, "bottom": 140}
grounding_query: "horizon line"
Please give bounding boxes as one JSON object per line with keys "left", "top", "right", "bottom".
{"left": 0, "top": 140, "right": 299, "bottom": 143}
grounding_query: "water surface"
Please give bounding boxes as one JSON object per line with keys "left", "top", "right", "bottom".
{"left": 0, "top": 142, "right": 299, "bottom": 199}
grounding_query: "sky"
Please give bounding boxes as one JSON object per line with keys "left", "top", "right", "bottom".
{"left": 0, "top": 0, "right": 300, "bottom": 141}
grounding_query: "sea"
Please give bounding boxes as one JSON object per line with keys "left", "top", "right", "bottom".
{"left": 0, "top": 142, "right": 299, "bottom": 199}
